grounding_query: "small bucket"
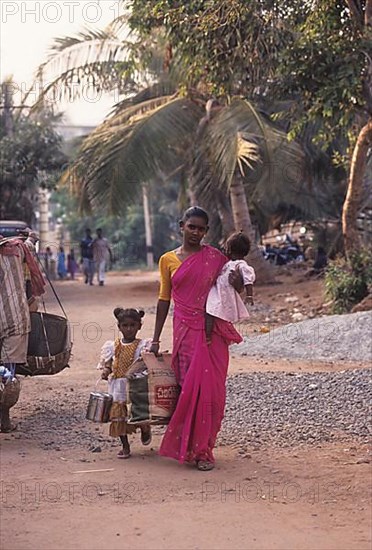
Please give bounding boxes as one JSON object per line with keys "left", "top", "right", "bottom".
{"left": 86, "top": 381, "right": 112, "bottom": 423}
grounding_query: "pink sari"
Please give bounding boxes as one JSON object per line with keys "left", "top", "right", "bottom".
{"left": 159, "top": 245, "right": 242, "bottom": 464}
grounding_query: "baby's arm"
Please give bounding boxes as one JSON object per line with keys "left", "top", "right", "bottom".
{"left": 205, "top": 313, "right": 215, "bottom": 345}
{"left": 240, "top": 262, "right": 255, "bottom": 305}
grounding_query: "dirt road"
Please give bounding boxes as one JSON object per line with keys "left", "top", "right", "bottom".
{"left": 1, "top": 271, "right": 370, "bottom": 550}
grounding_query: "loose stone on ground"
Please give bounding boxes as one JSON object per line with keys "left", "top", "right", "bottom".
{"left": 220, "top": 369, "right": 371, "bottom": 449}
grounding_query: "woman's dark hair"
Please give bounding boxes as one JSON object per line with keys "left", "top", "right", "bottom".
{"left": 225, "top": 232, "right": 251, "bottom": 256}
{"left": 113, "top": 307, "right": 145, "bottom": 323}
{"left": 182, "top": 206, "right": 209, "bottom": 224}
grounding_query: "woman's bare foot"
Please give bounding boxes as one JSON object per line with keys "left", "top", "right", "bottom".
{"left": 196, "top": 460, "right": 214, "bottom": 471}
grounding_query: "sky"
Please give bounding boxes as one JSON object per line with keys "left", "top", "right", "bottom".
{"left": 0, "top": 0, "right": 126, "bottom": 125}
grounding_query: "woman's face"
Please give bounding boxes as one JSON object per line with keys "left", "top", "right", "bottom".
{"left": 181, "top": 216, "right": 208, "bottom": 246}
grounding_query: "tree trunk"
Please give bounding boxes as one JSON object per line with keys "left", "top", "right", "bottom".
{"left": 3, "top": 81, "right": 14, "bottom": 137}
{"left": 229, "top": 173, "right": 275, "bottom": 283}
{"left": 365, "top": 0, "right": 372, "bottom": 27}
{"left": 188, "top": 188, "right": 198, "bottom": 206}
{"left": 215, "top": 190, "right": 235, "bottom": 237}
{"left": 341, "top": 118, "right": 372, "bottom": 258}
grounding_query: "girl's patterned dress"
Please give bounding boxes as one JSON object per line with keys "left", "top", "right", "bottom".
{"left": 108, "top": 337, "right": 149, "bottom": 437}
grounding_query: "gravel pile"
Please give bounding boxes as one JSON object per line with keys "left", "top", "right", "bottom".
{"left": 13, "top": 388, "right": 165, "bottom": 452}
{"left": 14, "top": 392, "right": 106, "bottom": 450}
{"left": 12, "top": 369, "right": 371, "bottom": 452}
{"left": 220, "top": 369, "right": 371, "bottom": 450}
{"left": 11, "top": 311, "right": 371, "bottom": 453}
{"left": 232, "top": 311, "right": 372, "bottom": 363}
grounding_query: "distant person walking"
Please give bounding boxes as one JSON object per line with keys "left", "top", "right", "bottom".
{"left": 43, "top": 246, "right": 57, "bottom": 280}
{"left": 92, "top": 228, "right": 113, "bottom": 287}
{"left": 80, "top": 228, "right": 94, "bottom": 285}
{"left": 67, "top": 248, "right": 78, "bottom": 280}
{"left": 57, "top": 246, "right": 67, "bottom": 280}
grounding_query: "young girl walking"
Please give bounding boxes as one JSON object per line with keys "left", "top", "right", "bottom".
{"left": 205, "top": 231, "right": 256, "bottom": 343}
{"left": 100, "top": 307, "right": 152, "bottom": 458}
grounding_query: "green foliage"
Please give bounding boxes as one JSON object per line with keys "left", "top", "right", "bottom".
{"left": 0, "top": 112, "right": 66, "bottom": 176}
{"left": 129, "top": 0, "right": 370, "bottom": 165}
{"left": 129, "top": 0, "right": 296, "bottom": 97}
{"left": 37, "top": 0, "right": 369, "bottom": 247}
{"left": 274, "top": 0, "right": 370, "bottom": 162}
{"left": 52, "top": 182, "right": 180, "bottom": 266}
{"left": 325, "top": 248, "right": 372, "bottom": 313}
{"left": 0, "top": 104, "right": 67, "bottom": 224}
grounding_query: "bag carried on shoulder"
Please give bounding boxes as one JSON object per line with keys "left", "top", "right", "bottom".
{"left": 126, "top": 352, "right": 179, "bottom": 425}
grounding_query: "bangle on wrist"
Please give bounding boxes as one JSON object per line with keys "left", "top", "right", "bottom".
{"left": 152, "top": 340, "right": 160, "bottom": 344}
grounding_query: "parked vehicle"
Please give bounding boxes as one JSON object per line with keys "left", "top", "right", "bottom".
{"left": 263, "top": 240, "right": 305, "bottom": 265}
{"left": 0, "top": 220, "right": 29, "bottom": 238}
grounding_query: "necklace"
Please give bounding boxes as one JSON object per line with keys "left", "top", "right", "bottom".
{"left": 122, "top": 338, "right": 137, "bottom": 345}
{"left": 177, "top": 244, "right": 201, "bottom": 260}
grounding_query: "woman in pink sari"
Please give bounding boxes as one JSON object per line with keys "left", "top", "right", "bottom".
{"left": 150, "top": 207, "right": 242, "bottom": 471}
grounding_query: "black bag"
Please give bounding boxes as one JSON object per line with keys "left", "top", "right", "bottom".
{"left": 127, "top": 376, "right": 150, "bottom": 424}
{"left": 28, "top": 312, "right": 68, "bottom": 357}
{"left": 21, "top": 311, "right": 72, "bottom": 376}
{"left": 20, "top": 255, "right": 73, "bottom": 376}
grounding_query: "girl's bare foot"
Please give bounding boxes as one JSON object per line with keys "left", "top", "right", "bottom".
{"left": 140, "top": 425, "right": 152, "bottom": 446}
{"left": 117, "top": 443, "right": 131, "bottom": 459}
{"left": 118, "top": 436, "right": 131, "bottom": 458}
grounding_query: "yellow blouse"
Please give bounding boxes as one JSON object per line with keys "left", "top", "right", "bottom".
{"left": 158, "top": 250, "right": 182, "bottom": 301}
{"left": 112, "top": 338, "right": 140, "bottom": 378}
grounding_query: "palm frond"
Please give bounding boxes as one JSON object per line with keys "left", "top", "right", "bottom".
{"left": 61, "top": 97, "right": 203, "bottom": 214}
{"left": 109, "top": 80, "right": 178, "bottom": 116}
{"left": 236, "top": 132, "right": 262, "bottom": 174}
{"left": 104, "top": 8, "right": 133, "bottom": 40}
{"left": 28, "top": 28, "right": 141, "bottom": 110}
{"left": 40, "top": 31, "right": 134, "bottom": 80}
{"left": 49, "top": 28, "right": 116, "bottom": 51}
{"left": 192, "top": 97, "right": 315, "bottom": 217}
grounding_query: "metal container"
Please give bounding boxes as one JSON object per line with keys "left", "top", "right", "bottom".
{"left": 86, "top": 390, "right": 113, "bottom": 423}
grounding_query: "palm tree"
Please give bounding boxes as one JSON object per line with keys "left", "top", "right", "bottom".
{"left": 190, "top": 98, "right": 306, "bottom": 280}
{"left": 34, "top": 13, "right": 306, "bottom": 282}
{"left": 58, "top": 85, "right": 309, "bottom": 281}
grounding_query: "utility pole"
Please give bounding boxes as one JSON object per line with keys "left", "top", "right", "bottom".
{"left": 142, "top": 184, "right": 154, "bottom": 269}
{"left": 38, "top": 172, "right": 49, "bottom": 252}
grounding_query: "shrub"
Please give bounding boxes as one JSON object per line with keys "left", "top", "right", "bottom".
{"left": 324, "top": 248, "right": 372, "bottom": 314}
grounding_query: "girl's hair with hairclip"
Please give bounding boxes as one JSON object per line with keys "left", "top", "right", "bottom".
{"left": 113, "top": 307, "right": 145, "bottom": 323}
